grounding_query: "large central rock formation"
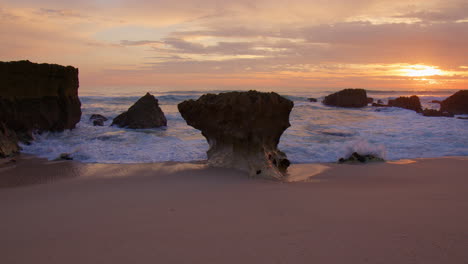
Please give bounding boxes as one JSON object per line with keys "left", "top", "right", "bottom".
{"left": 0, "top": 60, "right": 81, "bottom": 157}
{"left": 178, "top": 91, "right": 293, "bottom": 180}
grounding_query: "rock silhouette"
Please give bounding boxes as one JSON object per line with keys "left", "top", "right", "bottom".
{"left": 90, "top": 114, "right": 108, "bottom": 126}
{"left": 323, "top": 89, "right": 368, "bottom": 108}
{"left": 422, "top": 109, "right": 454, "bottom": 117}
{"left": 440, "top": 90, "right": 468, "bottom": 114}
{"left": 388, "top": 96, "right": 422, "bottom": 113}
{"left": 112, "top": 93, "right": 167, "bottom": 129}
{"left": 338, "top": 152, "right": 384, "bottom": 163}
{"left": 0, "top": 60, "right": 81, "bottom": 157}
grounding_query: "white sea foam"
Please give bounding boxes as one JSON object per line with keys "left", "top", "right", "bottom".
{"left": 20, "top": 89, "right": 468, "bottom": 163}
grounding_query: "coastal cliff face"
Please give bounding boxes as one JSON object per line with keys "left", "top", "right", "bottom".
{"left": 0, "top": 60, "right": 81, "bottom": 156}
{"left": 178, "top": 91, "right": 293, "bottom": 180}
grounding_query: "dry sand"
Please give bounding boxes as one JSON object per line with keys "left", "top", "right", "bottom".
{"left": 1, "top": 155, "right": 468, "bottom": 264}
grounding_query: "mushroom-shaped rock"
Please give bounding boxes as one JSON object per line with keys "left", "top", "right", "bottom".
{"left": 440, "top": 90, "right": 468, "bottom": 114}
{"left": 323, "top": 89, "right": 368, "bottom": 108}
{"left": 388, "top": 96, "right": 422, "bottom": 113}
{"left": 178, "top": 91, "right": 293, "bottom": 180}
{"left": 112, "top": 93, "right": 167, "bottom": 129}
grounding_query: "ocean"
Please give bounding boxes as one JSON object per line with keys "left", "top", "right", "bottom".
{"left": 21, "top": 88, "right": 468, "bottom": 164}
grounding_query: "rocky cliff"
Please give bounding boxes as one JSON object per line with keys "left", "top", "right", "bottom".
{"left": 178, "top": 91, "right": 293, "bottom": 180}
{"left": 0, "top": 60, "right": 81, "bottom": 156}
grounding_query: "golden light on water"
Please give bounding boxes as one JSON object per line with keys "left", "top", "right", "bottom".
{"left": 400, "top": 65, "right": 444, "bottom": 77}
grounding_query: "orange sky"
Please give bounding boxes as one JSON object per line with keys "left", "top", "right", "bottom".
{"left": 1, "top": 0, "right": 467, "bottom": 92}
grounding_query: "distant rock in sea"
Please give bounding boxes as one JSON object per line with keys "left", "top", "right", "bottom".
{"left": 308, "top": 98, "right": 318, "bottom": 102}
{"left": 112, "top": 93, "right": 167, "bottom": 129}
{"left": 90, "top": 114, "right": 108, "bottom": 126}
{"left": 440, "top": 90, "right": 468, "bottom": 114}
{"left": 388, "top": 96, "right": 422, "bottom": 113}
{"left": 338, "top": 152, "right": 384, "bottom": 163}
{"left": 422, "top": 109, "right": 454, "bottom": 117}
{"left": 54, "top": 153, "right": 73, "bottom": 161}
{"left": 323, "top": 89, "right": 368, "bottom": 108}
{"left": 0, "top": 60, "right": 81, "bottom": 157}
{"left": 367, "top": 97, "right": 374, "bottom": 104}
{"left": 178, "top": 90, "right": 293, "bottom": 180}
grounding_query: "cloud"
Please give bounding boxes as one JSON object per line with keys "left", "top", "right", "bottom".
{"left": 120, "top": 40, "right": 161, "bottom": 46}
{"left": 140, "top": 20, "right": 468, "bottom": 70}
{"left": 36, "top": 8, "right": 85, "bottom": 18}
{"left": 2, "top": 0, "right": 467, "bottom": 89}
{"left": 0, "top": 8, "right": 19, "bottom": 20}
{"left": 394, "top": 2, "right": 468, "bottom": 22}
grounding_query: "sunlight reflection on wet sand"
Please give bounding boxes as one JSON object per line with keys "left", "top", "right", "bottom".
{"left": 286, "top": 163, "right": 330, "bottom": 182}
{"left": 386, "top": 159, "right": 417, "bottom": 165}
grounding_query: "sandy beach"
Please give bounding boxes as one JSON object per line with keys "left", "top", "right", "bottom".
{"left": 1, "top": 155, "right": 467, "bottom": 264}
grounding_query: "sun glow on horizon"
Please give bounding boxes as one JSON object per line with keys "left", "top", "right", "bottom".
{"left": 400, "top": 65, "right": 444, "bottom": 77}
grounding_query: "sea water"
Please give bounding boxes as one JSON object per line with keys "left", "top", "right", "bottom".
{"left": 21, "top": 88, "right": 468, "bottom": 163}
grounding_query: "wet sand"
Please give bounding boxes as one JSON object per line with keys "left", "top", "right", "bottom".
{"left": 1, "top": 155, "right": 468, "bottom": 263}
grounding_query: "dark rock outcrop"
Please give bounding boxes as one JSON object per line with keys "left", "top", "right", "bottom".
{"left": 90, "top": 114, "right": 108, "bottom": 126}
{"left": 367, "top": 97, "right": 374, "bottom": 104}
{"left": 0, "top": 60, "right": 81, "bottom": 157}
{"left": 308, "top": 98, "right": 318, "bottom": 102}
{"left": 0, "top": 123, "right": 19, "bottom": 158}
{"left": 112, "top": 93, "right": 167, "bottom": 129}
{"left": 422, "top": 109, "right": 454, "bottom": 117}
{"left": 178, "top": 91, "right": 293, "bottom": 180}
{"left": 54, "top": 153, "right": 73, "bottom": 161}
{"left": 372, "top": 103, "right": 387, "bottom": 107}
{"left": 388, "top": 96, "right": 422, "bottom": 113}
{"left": 323, "top": 89, "right": 368, "bottom": 108}
{"left": 440, "top": 90, "right": 468, "bottom": 114}
{"left": 338, "top": 152, "right": 384, "bottom": 164}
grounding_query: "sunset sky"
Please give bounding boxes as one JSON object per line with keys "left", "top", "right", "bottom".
{"left": 1, "top": 0, "right": 467, "bottom": 92}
